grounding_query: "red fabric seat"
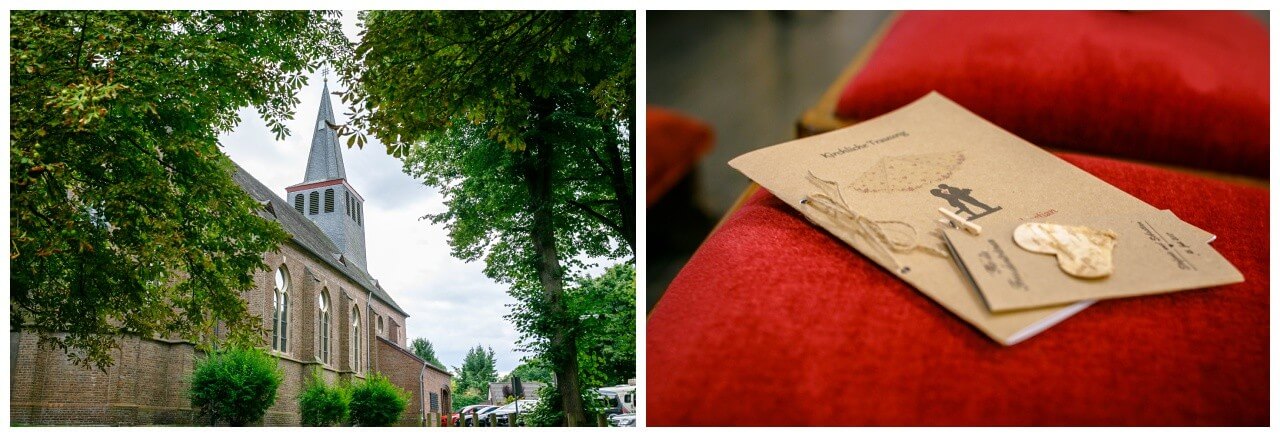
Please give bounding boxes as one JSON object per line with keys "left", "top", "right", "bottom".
{"left": 647, "top": 106, "right": 714, "bottom": 206}
{"left": 835, "top": 11, "right": 1269, "bottom": 178}
{"left": 647, "top": 153, "right": 1268, "bottom": 425}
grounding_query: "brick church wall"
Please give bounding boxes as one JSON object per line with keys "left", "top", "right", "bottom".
{"left": 374, "top": 336, "right": 453, "bottom": 427}
{"left": 10, "top": 241, "right": 419, "bottom": 426}
{"left": 10, "top": 332, "right": 200, "bottom": 425}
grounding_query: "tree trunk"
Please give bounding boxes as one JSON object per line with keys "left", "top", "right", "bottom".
{"left": 602, "top": 122, "right": 636, "bottom": 253}
{"left": 521, "top": 97, "right": 588, "bottom": 426}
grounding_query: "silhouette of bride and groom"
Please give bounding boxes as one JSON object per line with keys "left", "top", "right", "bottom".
{"left": 930, "top": 183, "right": 1001, "bottom": 220}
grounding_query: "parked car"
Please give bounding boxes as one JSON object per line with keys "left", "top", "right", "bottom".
{"left": 609, "top": 413, "right": 636, "bottom": 427}
{"left": 468, "top": 405, "right": 502, "bottom": 426}
{"left": 483, "top": 399, "right": 540, "bottom": 427}
{"left": 454, "top": 404, "right": 495, "bottom": 426}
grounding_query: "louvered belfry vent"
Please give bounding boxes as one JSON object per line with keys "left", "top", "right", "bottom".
{"left": 284, "top": 81, "right": 367, "bottom": 270}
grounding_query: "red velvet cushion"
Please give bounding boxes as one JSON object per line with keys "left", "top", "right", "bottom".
{"left": 836, "top": 11, "right": 1269, "bottom": 178}
{"left": 647, "top": 153, "right": 1268, "bottom": 426}
{"left": 647, "top": 107, "right": 714, "bottom": 206}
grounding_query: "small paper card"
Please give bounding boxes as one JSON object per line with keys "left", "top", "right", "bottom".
{"left": 942, "top": 210, "right": 1242, "bottom": 312}
{"left": 728, "top": 92, "right": 1223, "bottom": 345}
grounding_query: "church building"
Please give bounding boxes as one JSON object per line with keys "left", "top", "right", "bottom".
{"left": 10, "top": 83, "right": 452, "bottom": 426}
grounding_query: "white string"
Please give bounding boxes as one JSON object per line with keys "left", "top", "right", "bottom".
{"left": 800, "top": 173, "right": 948, "bottom": 272}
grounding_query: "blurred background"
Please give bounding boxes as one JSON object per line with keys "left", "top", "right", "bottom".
{"left": 645, "top": 10, "right": 1268, "bottom": 312}
{"left": 648, "top": 11, "right": 893, "bottom": 310}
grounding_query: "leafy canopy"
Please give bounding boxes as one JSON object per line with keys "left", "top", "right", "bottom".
{"left": 340, "top": 11, "right": 634, "bottom": 425}
{"left": 568, "top": 262, "right": 636, "bottom": 389}
{"left": 410, "top": 337, "right": 445, "bottom": 369}
{"left": 10, "top": 10, "right": 349, "bottom": 369}
{"left": 453, "top": 344, "right": 499, "bottom": 397}
{"left": 450, "top": 379, "right": 488, "bottom": 411}
{"left": 338, "top": 10, "right": 632, "bottom": 155}
{"left": 507, "top": 355, "right": 554, "bottom": 384}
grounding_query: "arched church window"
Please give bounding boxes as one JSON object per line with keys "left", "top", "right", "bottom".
{"left": 319, "top": 290, "right": 331, "bottom": 364}
{"left": 352, "top": 306, "right": 361, "bottom": 372}
{"left": 294, "top": 194, "right": 304, "bottom": 214}
{"left": 324, "top": 189, "right": 335, "bottom": 213}
{"left": 309, "top": 191, "right": 319, "bottom": 215}
{"left": 376, "top": 315, "right": 383, "bottom": 337}
{"left": 272, "top": 266, "right": 290, "bottom": 352}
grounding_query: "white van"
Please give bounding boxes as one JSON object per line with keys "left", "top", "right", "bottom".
{"left": 597, "top": 385, "right": 637, "bottom": 416}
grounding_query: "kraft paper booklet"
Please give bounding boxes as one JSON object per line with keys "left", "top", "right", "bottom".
{"left": 942, "top": 210, "right": 1241, "bottom": 312}
{"left": 728, "top": 92, "right": 1225, "bottom": 345}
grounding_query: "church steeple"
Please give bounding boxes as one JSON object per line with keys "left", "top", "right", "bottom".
{"left": 303, "top": 81, "right": 347, "bottom": 183}
{"left": 285, "top": 81, "right": 368, "bottom": 270}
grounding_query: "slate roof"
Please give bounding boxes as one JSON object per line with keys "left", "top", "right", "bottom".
{"left": 303, "top": 81, "right": 347, "bottom": 183}
{"left": 231, "top": 162, "right": 408, "bottom": 317}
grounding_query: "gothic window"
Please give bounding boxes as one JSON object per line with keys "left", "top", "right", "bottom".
{"left": 309, "top": 191, "right": 319, "bottom": 215}
{"left": 294, "top": 194, "right": 304, "bottom": 213}
{"left": 319, "top": 291, "right": 331, "bottom": 364}
{"left": 324, "top": 189, "right": 335, "bottom": 213}
{"left": 351, "top": 306, "right": 361, "bottom": 372}
{"left": 272, "top": 266, "right": 290, "bottom": 352}
{"left": 376, "top": 315, "right": 383, "bottom": 337}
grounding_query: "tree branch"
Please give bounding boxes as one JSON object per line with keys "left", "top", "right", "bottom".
{"left": 565, "top": 199, "right": 623, "bottom": 237}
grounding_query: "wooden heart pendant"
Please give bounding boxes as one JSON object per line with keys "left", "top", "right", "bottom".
{"left": 1013, "top": 222, "right": 1118, "bottom": 279}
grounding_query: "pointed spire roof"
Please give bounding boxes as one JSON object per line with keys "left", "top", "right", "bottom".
{"left": 302, "top": 81, "right": 347, "bottom": 183}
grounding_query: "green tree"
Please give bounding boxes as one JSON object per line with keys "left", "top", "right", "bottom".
{"left": 189, "top": 346, "right": 283, "bottom": 426}
{"left": 508, "top": 356, "right": 554, "bottom": 384}
{"left": 453, "top": 345, "right": 499, "bottom": 397}
{"left": 570, "top": 262, "right": 636, "bottom": 389}
{"left": 10, "top": 10, "right": 349, "bottom": 369}
{"left": 450, "top": 379, "right": 487, "bottom": 409}
{"left": 337, "top": 11, "right": 634, "bottom": 426}
{"left": 410, "top": 337, "right": 444, "bottom": 368}
{"left": 522, "top": 263, "right": 636, "bottom": 427}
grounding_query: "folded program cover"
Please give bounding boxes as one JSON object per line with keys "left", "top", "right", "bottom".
{"left": 728, "top": 92, "right": 1208, "bottom": 345}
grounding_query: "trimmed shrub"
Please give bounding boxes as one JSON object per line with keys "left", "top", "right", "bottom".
{"left": 189, "top": 346, "right": 283, "bottom": 426}
{"left": 347, "top": 373, "right": 410, "bottom": 426}
{"left": 299, "top": 372, "right": 349, "bottom": 426}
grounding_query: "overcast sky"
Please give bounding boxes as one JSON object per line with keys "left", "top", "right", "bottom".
{"left": 219, "top": 13, "right": 528, "bottom": 374}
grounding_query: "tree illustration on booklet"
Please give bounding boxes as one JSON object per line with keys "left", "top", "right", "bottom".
{"left": 849, "top": 151, "right": 965, "bottom": 193}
